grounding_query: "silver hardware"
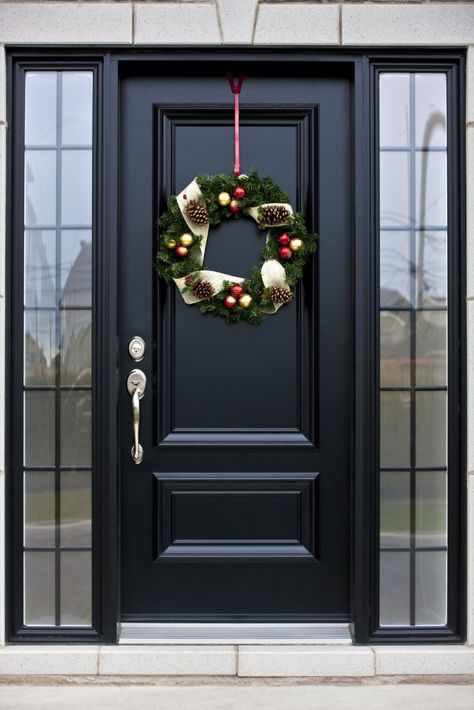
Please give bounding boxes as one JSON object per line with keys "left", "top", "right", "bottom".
{"left": 127, "top": 369, "right": 147, "bottom": 464}
{"left": 128, "top": 336, "right": 145, "bottom": 362}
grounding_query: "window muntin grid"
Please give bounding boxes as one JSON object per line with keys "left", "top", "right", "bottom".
{"left": 23, "top": 71, "right": 93, "bottom": 627}
{"left": 378, "top": 73, "right": 448, "bottom": 627}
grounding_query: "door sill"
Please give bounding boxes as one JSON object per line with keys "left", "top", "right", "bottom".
{"left": 118, "top": 623, "right": 353, "bottom": 645}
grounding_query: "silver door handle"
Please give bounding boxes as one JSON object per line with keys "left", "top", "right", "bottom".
{"left": 127, "top": 369, "right": 147, "bottom": 464}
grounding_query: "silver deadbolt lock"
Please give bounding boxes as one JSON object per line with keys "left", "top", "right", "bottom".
{"left": 129, "top": 336, "right": 145, "bottom": 362}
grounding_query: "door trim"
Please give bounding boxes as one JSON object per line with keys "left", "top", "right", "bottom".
{"left": 5, "top": 47, "right": 466, "bottom": 645}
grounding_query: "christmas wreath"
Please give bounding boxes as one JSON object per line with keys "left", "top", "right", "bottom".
{"left": 156, "top": 171, "right": 317, "bottom": 324}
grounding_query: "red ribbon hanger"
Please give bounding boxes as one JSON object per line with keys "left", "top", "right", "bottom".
{"left": 227, "top": 71, "right": 245, "bottom": 177}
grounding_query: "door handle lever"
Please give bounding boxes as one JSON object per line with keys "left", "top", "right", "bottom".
{"left": 127, "top": 369, "right": 147, "bottom": 464}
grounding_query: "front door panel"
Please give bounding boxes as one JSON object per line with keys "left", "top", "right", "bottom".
{"left": 120, "top": 65, "right": 352, "bottom": 621}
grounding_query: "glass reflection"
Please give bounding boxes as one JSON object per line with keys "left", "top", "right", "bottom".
{"left": 23, "top": 71, "right": 94, "bottom": 628}
{"left": 414, "top": 74, "right": 447, "bottom": 148}
{"left": 25, "top": 230, "right": 56, "bottom": 307}
{"left": 24, "top": 471, "right": 55, "bottom": 547}
{"left": 380, "top": 311, "right": 411, "bottom": 387}
{"left": 60, "top": 470, "right": 92, "bottom": 547}
{"left": 60, "top": 230, "right": 92, "bottom": 307}
{"left": 415, "top": 311, "right": 447, "bottom": 387}
{"left": 62, "top": 73, "right": 93, "bottom": 146}
{"left": 61, "top": 150, "right": 92, "bottom": 226}
{"left": 415, "top": 231, "right": 447, "bottom": 306}
{"left": 416, "top": 152, "right": 447, "bottom": 228}
{"left": 60, "top": 391, "right": 91, "bottom": 467}
{"left": 415, "top": 391, "right": 447, "bottom": 468}
{"left": 24, "top": 150, "right": 56, "bottom": 227}
{"left": 378, "top": 72, "right": 448, "bottom": 629}
{"left": 25, "top": 73, "right": 57, "bottom": 146}
{"left": 60, "top": 310, "right": 92, "bottom": 386}
{"left": 379, "top": 152, "right": 411, "bottom": 228}
{"left": 60, "top": 551, "right": 92, "bottom": 626}
{"left": 380, "top": 231, "right": 411, "bottom": 307}
{"left": 24, "top": 310, "right": 57, "bottom": 385}
{"left": 379, "top": 551, "right": 410, "bottom": 626}
{"left": 24, "top": 551, "right": 55, "bottom": 626}
{"left": 380, "top": 471, "right": 410, "bottom": 548}
{"left": 24, "top": 391, "right": 55, "bottom": 468}
{"left": 380, "top": 391, "right": 410, "bottom": 468}
{"left": 379, "top": 74, "right": 410, "bottom": 147}
{"left": 415, "top": 551, "right": 447, "bottom": 626}
{"left": 416, "top": 471, "right": 447, "bottom": 548}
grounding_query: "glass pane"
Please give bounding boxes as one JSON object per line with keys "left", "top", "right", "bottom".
{"left": 415, "top": 151, "right": 447, "bottom": 228}
{"left": 415, "top": 231, "right": 447, "bottom": 307}
{"left": 61, "top": 150, "right": 92, "bottom": 226}
{"left": 415, "top": 74, "right": 447, "bottom": 148}
{"left": 416, "top": 391, "right": 447, "bottom": 467}
{"left": 25, "top": 230, "right": 56, "bottom": 307}
{"left": 380, "top": 311, "right": 411, "bottom": 387}
{"left": 60, "top": 310, "right": 92, "bottom": 386}
{"left": 24, "top": 551, "right": 55, "bottom": 626}
{"left": 24, "top": 310, "right": 57, "bottom": 386}
{"left": 379, "top": 551, "right": 410, "bottom": 626}
{"left": 62, "top": 73, "right": 93, "bottom": 146}
{"left": 24, "top": 391, "right": 55, "bottom": 468}
{"left": 380, "top": 231, "right": 412, "bottom": 307}
{"left": 25, "top": 72, "right": 57, "bottom": 146}
{"left": 416, "top": 471, "right": 447, "bottom": 548}
{"left": 61, "top": 470, "right": 91, "bottom": 547}
{"left": 60, "top": 391, "right": 91, "bottom": 466}
{"left": 380, "top": 391, "right": 410, "bottom": 468}
{"left": 24, "top": 150, "right": 56, "bottom": 227}
{"left": 380, "top": 152, "right": 411, "bottom": 228}
{"left": 60, "top": 551, "right": 92, "bottom": 626}
{"left": 415, "top": 311, "right": 447, "bottom": 387}
{"left": 22, "top": 70, "right": 94, "bottom": 629}
{"left": 24, "top": 471, "right": 55, "bottom": 547}
{"left": 415, "top": 551, "right": 447, "bottom": 626}
{"left": 380, "top": 471, "right": 410, "bottom": 548}
{"left": 60, "top": 230, "right": 92, "bottom": 307}
{"left": 379, "top": 74, "right": 410, "bottom": 147}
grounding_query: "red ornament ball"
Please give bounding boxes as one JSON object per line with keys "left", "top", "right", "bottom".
{"left": 233, "top": 186, "right": 246, "bottom": 200}
{"left": 230, "top": 284, "right": 245, "bottom": 299}
{"left": 229, "top": 199, "right": 241, "bottom": 214}
{"left": 224, "top": 295, "right": 237, "bottom": 310}
{"left": 279, "top": 246, "right": 292, "bottom": 260}
{"left": 175, "top": 245, "right": 188, "bottom": 258}
{"left": 278, "top": 233, "right": 291, "bottom": 247}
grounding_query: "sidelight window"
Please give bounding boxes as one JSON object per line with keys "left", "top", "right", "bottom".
{"left": 22, "top": 71, "right": 93, "bottom": 627}
{"left": 378, "top": 73, "right": 449, "bottom": 628}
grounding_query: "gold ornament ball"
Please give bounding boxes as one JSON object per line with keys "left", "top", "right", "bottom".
{"left": 290, "top": 238, "right": 303, "bottom": 252}
{"left": 239, "top": 294, "right": 253, "bottom": 309}
{"left": 179, "top": 233, "right": 194, "bottom": 247}
{"left": 166, "top": 238, "right": 177, "bottom": 250}
{"left": 218, "top": 192, "right": 231, "bottom": 206}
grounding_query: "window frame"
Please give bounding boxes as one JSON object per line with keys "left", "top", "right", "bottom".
{"left": 361, "top": 58, "right": 466, "bottom": 644}
{"left": 5, "top": 48, "right": 466, "bottom": 644}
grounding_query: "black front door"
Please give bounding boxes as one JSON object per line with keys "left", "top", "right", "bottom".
{"left": 119, "top": 62, "right": 352, "bottom": 622}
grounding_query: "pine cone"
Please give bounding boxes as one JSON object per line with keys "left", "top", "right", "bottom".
{"left": 185, "top": 199, "right": 209, "bottom": 226}
{"left": 259, "top": 205, "right": 291, "bottom": 226}
{"left": 269, "top": 285, "right": 293, "bottom": 305}
{"left": 184, "top": 274, "right": 194, "bottom": 287}
{"left": 192, "top": 279, "right": 215, "bottom": 301}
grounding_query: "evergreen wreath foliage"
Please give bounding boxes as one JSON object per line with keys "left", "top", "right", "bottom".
{"left": 156, "top": 171, "right": 318, "bottom": 324}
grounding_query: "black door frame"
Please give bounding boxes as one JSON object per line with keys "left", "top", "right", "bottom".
{"left": 5, "top": 47, "right": 466, "bottom": 644}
